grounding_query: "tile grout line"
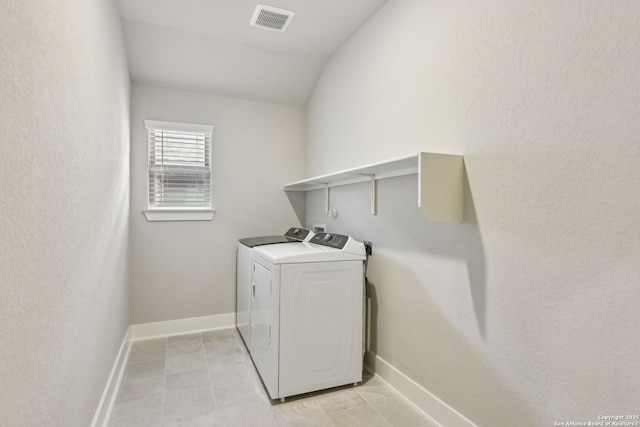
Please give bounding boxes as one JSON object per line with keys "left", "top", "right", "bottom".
{"left": 354, "top": 385, "right": 397, "bottom": 422}
{"left": 202, "top": 332, "right": 220, "bottom": 413}
{"left": 319, "top": 391, "right": 385, "bottom": 427}
{"left": 365, "top": 397, "right": 400, "bottom": 427}
{"left": 364, "top": 391, "right": 432, "bottom": 427}
{"left": 161, "top": 338, "right": 168, "bottom": 423}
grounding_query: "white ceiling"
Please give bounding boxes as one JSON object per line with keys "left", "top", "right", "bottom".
{"left": 115, "top": 0, "right": 388, "bottom": 106}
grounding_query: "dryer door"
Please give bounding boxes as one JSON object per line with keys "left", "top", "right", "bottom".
{"left": 250, "top": 260, "right": 279, "bottom": 399}
{"left": 236, "top": 244, "right": 252, "bottom": 350}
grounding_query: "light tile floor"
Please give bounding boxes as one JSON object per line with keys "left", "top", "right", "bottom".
{"left": 108, "top": 328, "right": 437, "bottom": 427}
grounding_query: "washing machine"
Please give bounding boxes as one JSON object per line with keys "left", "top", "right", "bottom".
{"left": 236, "top": 228, "right": 313, "bottom": 350}
{"left": 249, "top": 232, "right": 366, "bottom": 400}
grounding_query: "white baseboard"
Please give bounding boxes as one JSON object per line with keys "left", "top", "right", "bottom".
{"left": 365, "top": 351, "right": 478, "bottom": 427}
{"left": 95, "top": 316, "right": 472, "bottom": 427}
{"left": 90, "top": 327, "right": 132, "bottom": 427}
{"left": 129, "top": 312, "right": 236, "bottom": 341}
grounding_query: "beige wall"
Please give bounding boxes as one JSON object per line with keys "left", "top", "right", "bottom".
{"left": 0, "top": 0, "right": 130, "bottom": 425}
{"left": 306, "top": 1, "right": 640, "bottom": 426}
{"left": 129, "top": 84, "right": 306, "bottom": 323}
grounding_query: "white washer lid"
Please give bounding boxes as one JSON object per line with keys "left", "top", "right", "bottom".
{"left": 252, "top": 240, "right": 366, "bottom": 264}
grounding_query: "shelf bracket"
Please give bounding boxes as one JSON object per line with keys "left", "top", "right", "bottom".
{"left": 325, "top": 184, "right": 330, "bottom": 215}
{"left": 370, "top": 175, "right": 376, "bottom": 215}
{"left": 352, "top": 173, "right": 376, "bottom": 215}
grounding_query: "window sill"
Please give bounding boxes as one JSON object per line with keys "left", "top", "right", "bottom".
{"left": 143, "top": 209, "right": 216, "bottom": 222}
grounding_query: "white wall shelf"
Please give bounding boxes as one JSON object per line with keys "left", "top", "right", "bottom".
{"left": 283, "top": 152, "right": 464, "bottom": 222}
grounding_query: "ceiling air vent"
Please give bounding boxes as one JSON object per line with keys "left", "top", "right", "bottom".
{"left": 250, "top": 4, "right": 295, "bottom": 32}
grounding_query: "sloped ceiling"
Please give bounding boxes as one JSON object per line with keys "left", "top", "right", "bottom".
{"left": 116, "top": 0, "right": 388, "bottom": 105}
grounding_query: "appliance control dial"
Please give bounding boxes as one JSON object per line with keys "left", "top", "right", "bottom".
{"left": 284, "top": 227, "right": 310, "bottom": 241}
{"left": 311, "top": 232, "right": 348, "bottom": 249}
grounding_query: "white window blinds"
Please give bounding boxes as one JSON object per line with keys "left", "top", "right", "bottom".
{"left": 144, "top": 120, "right": 214, "bottom": 209}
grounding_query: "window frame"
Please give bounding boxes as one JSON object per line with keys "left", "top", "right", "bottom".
{"left": 142, "top": 119, "right": 216, "bottom": 222}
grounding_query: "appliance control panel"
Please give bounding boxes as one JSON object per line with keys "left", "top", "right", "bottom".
{"left": 284, "top": 227, "right": 311, "bottom": 241}
{"left": 310, "top": 232, "right": 349, "bottom": 249}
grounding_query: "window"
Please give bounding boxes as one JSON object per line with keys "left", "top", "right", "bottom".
{"left": 143, "top": 120, "right": 215, "bottom": 221}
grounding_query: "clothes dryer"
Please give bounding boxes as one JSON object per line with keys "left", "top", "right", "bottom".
{"left": 249, "top": 232, "right": 366, "bottom": 400}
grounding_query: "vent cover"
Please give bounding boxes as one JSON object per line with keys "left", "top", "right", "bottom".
{"left": 250, "top": 4, "right": 295, "bottom": 32}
